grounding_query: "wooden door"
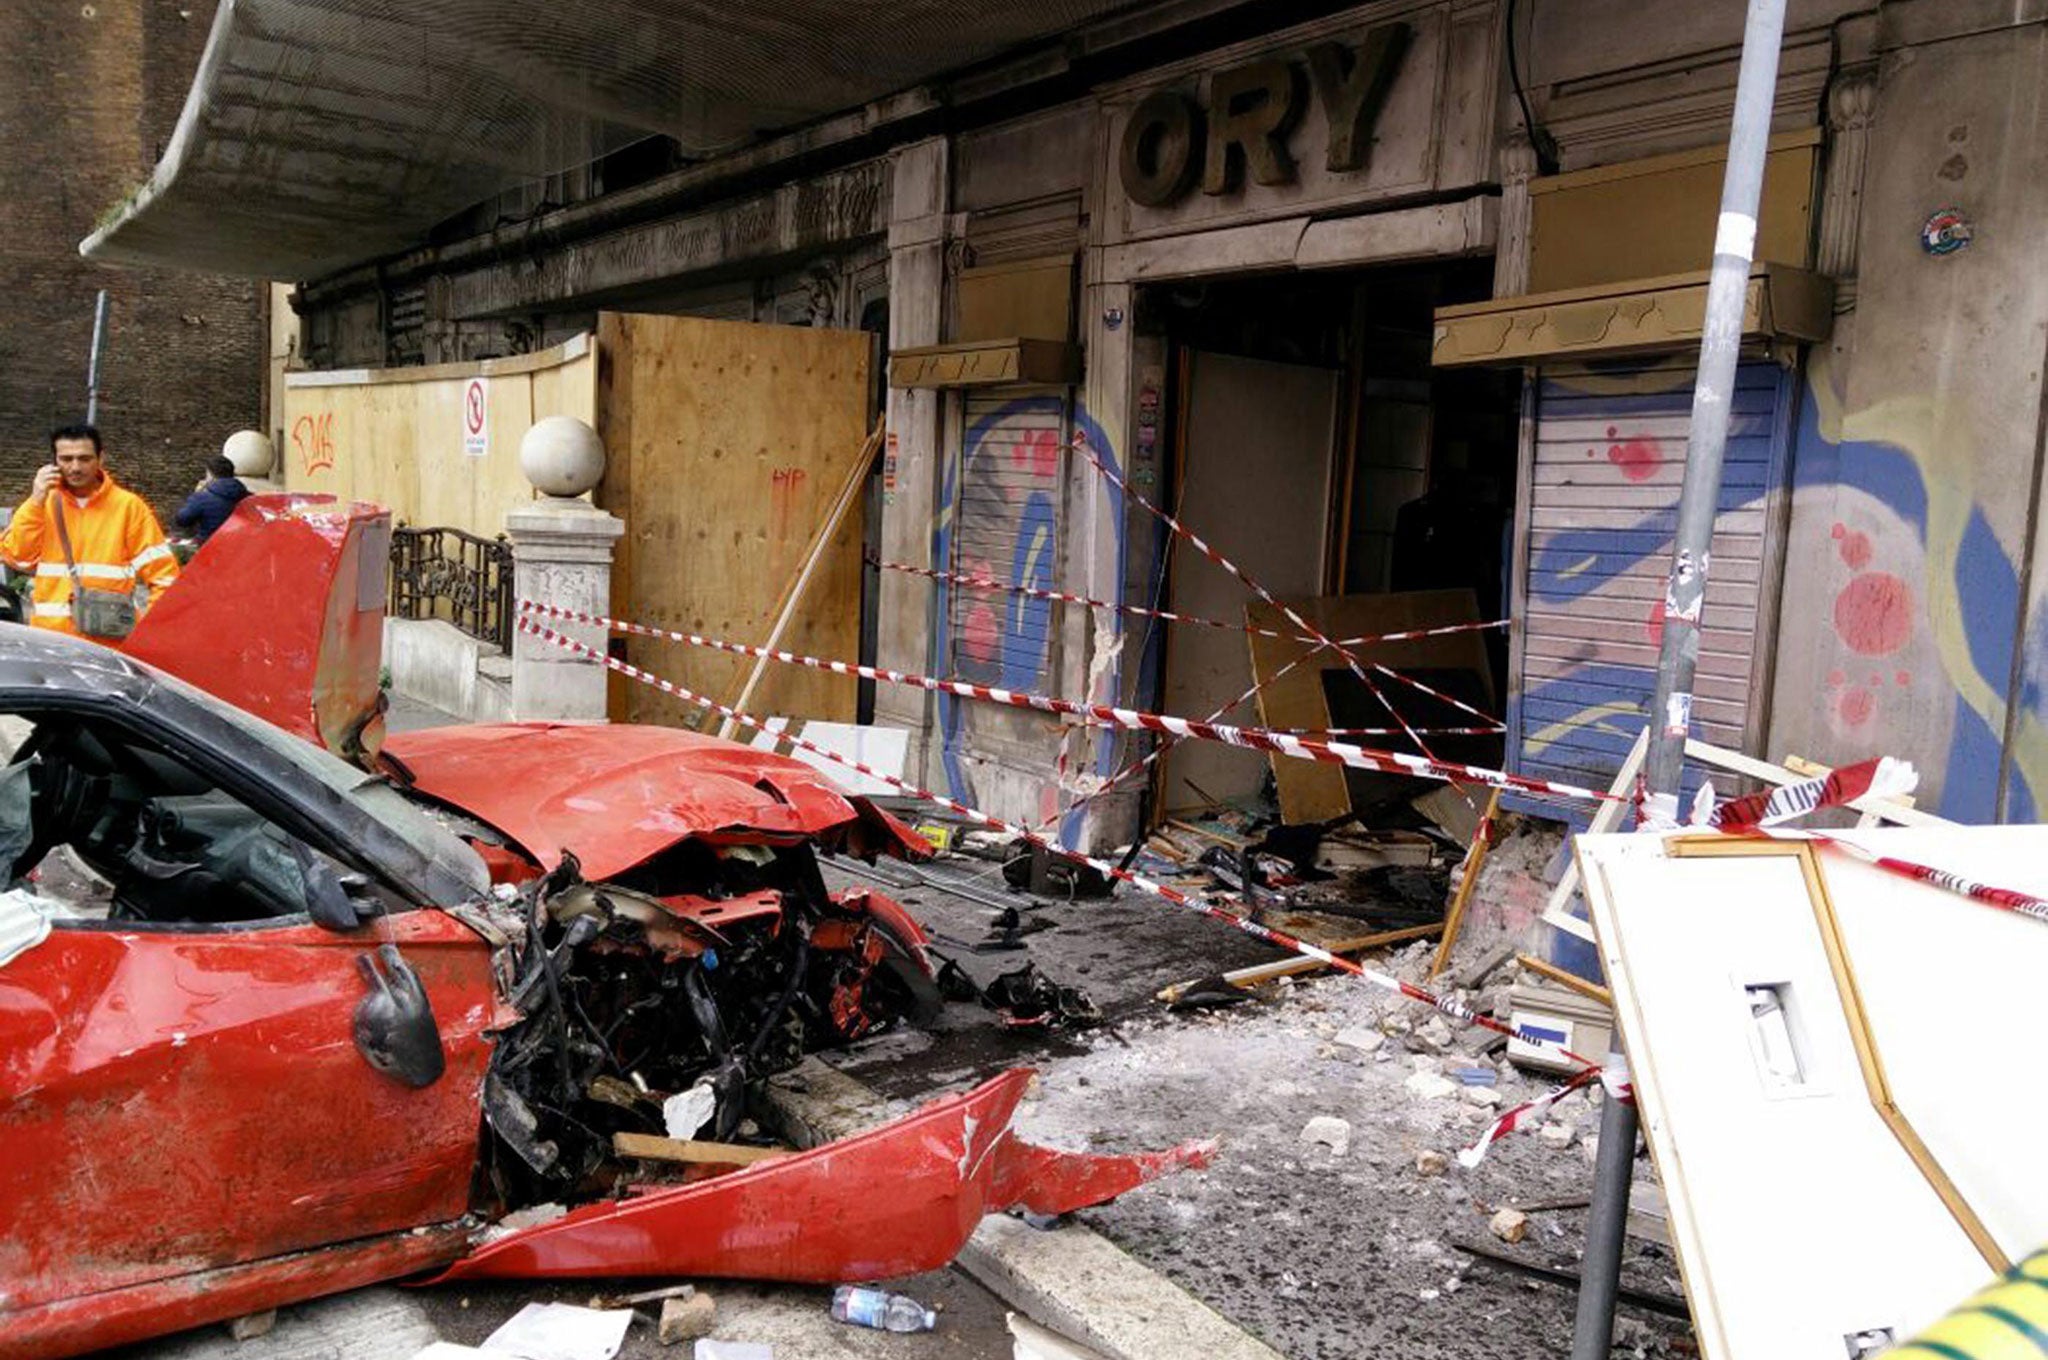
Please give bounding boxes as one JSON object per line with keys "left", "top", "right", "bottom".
{"left": 1160, "top": 351, "right": 1338, "bottom": 814}
{"left": 597, "top": 314, "right": 874, "bottom": 727}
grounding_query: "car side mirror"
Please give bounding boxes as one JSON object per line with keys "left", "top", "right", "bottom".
{"left": 291, "top": 839, "right": 361, "bottom": 932}
{"left": 353, "top": 943, "right": 446, "bottom": 1088}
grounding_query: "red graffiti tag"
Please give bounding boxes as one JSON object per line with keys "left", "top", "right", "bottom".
{"left": 291, "top": 412, "right": 336, "bottom": 475}
{"left": 1011, "top": 428, "right": 1060, "bottom": 482}
{"left": 1833, "top": 571, "right": 1914, "bottom": 655}
{"left": 1606, "top": 437, "right": 1661, "bottom": 482}
{"left": 1839, "top": 685, "right": 1877, "bottom": 727}
{"left": 962, "top": 602, "right": 999, "bottom": 664}
{"left": 768, "top": 466, "right": 808, "bottom": 541}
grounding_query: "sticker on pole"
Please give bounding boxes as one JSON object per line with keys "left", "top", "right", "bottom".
{"left": 462, "top": 377, "right": 490, "bottom": 458}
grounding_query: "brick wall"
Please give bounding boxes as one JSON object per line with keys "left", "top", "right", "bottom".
{"left": 0, "top": 0, "right": 264, "bottom": 526}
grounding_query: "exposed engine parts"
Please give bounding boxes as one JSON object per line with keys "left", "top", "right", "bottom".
{"left": 478, "top": 846, "right": 940, "bottom": 1209}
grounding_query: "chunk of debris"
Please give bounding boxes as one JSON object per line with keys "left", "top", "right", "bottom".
{"left": 663, "top": 1082, "right": 717, "bottom": 1141}
{"left": 1489, "top": 1208, "right": 1530, "bottom": 1245}
{"left": 659, "top": 1292, "right": 718, "bottom": 1346}
{"left": 590, "top": 1283, "right": 696, "bottom": 1311}
{"left": 1538, "top": 1122, "right": 1576, "bottom": 1150}
{"left": 1405, "top": 1070, "right": 1458, "bottom": 1101}
{"left": 1334, "top": 1024, "right": 1386, "bottom": 1054}
{"left": 1462, "top": 1085, "right": 1505, "bottom": 1109}
{"left": 1300, "top": 1116, "right": 1352, "bottom": 1157}
{"left": 227, "top": 1310, "right": 276, "bottom": 1341}
{"left": 1412, "top": 1016, "right": 1456, "bottom": 1051}
{"left": 1415, "top": 1149, "right": 1450, "bottom": 1177}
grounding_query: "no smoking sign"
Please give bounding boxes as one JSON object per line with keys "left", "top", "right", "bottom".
{"left": 462, "top": 377, "right": 489, "bottom": 458}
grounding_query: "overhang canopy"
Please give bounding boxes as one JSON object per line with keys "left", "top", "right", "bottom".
{"left": 82, "top": 0, "right": 1134, "bottom": 280}
{"left": 1431, "top": 265, "right": 1835, "bottom": 368}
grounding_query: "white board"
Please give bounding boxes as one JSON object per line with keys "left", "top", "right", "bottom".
{"left": 748, "top": 718, "right": 908, "bottom": 798}
{"left": 1577, "top": 825, "right": 2048, "bottom": 1359}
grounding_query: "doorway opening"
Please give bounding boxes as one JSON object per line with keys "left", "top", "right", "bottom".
{"left": 1136, "top": 260, "right": 1521, "bottom": 824}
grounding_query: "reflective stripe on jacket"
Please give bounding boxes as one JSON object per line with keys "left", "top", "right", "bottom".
{"left": 0, "top": 475, "right": 179, "bottom": 637}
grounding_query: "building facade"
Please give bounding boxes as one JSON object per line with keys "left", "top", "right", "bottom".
{"left": 0, "top": 0, "right": 265, "bottom": 519}
{"left": 276, "top": 0, "right": 2048, "bottom": 840}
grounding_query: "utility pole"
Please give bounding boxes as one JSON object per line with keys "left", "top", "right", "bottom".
{"left": 85, "top": 290, "right": 110, "bottom": 425}
{"left": 1569, "top": 1, "right": 1788, "bottom": 1356}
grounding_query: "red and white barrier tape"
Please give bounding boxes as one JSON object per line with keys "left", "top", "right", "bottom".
{"left": 1071, "top": 433, "right": 1470, "bottom": 798}
{"left": 519, "top": 601, "right": 1611, "bottom": 804}
{"left": 518, "top": 613, "right": 1602, "bottom": 1072}
{"left": 1032, "top": 643, "right": 1333, "bottom": 833}
{"left": 1708, "top": 756, "right": 1915, "bottom": 830}
{"left": 1367, "top": 663, "right": 1504, "bottom": 732}
{"left": 871, "top": 555, "right": 1511, "bottom": 650}
{"left": 1460, "top": 1065, "right": 1604, "bottom": 1168}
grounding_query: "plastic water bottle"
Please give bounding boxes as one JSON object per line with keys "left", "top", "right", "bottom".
{"left": 830, "top": 1284, "right": 937, "bottom": 1332}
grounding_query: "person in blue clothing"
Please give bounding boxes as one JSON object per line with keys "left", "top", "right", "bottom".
{"left": 171, "top": 456, "right": 251, "bottom": 544}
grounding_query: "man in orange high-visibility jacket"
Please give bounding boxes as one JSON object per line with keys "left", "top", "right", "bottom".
{"left": 0, "top": 423, "right": 179, "bottom": 639}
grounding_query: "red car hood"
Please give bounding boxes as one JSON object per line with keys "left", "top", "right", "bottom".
{"left": 124, "top": 495, "right": 389, "bottom": 760}
{"left": 384, "top": 722, "right": 929, "bottom": 880}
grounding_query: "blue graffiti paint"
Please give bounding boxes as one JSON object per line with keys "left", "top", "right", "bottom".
{"left": 1059, "top": 404, "right": 1125, "bottom": 850}
{"left": 1785, "top": 377, "right": 2033, "bottom": 820}
{"left": 931, "top": 397, "right": 1125, "bottom": 850}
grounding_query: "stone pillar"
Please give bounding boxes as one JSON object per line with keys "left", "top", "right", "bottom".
{"left": 1492, "top": 135, "right": 1539, "bottom": 298}
{"left": 505, "top": 416, "right": 622, "bottom": 722}
{"left": 875, "top": 138, "right": 950, "bottom": 783}
{"left": 506, "top": 503, "right": 623, "bottom": 721}
{"left": 1817, "top": 65, "right": 1878, "bottom": 308}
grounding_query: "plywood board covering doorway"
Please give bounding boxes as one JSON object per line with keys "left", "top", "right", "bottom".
{"left": 1159, "top": 350, "right": 1338, "bottom": 815}
{"left": 596, "top": 312, "right": 874, "bottom": 727}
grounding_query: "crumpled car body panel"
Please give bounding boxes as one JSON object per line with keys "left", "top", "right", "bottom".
{"left": 433, "top": 1068, "right": 1212, "bottom": 1285}
{"left": 124, "top": 495, "right": 391, "bottom": 762}
{"left": 384, "top": 721, "right": 930, "bottom": 880}
{"left": 6, "top": 1066, "right": 1204, "bottom": 1360}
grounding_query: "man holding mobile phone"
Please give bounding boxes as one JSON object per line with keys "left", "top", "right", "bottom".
{"left": 0, "top": 423, "right": 179, "bottom": 639}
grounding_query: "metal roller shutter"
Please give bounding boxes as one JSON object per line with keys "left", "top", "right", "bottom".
{"left": 951, "top": 387, "right": 1070, "bottom": 690}
{"left": 1512, "top": 358, "right": 1794, "bottom": 810}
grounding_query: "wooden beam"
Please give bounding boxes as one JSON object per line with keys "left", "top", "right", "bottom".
{"left": 1429, "top": 785, "right": 1503, "bottom": 979}
{"left": 613, "top": 1132, "right": 790, "bottom": 1166}
{"left": 1515, "top": 952, "right": 1614, "bottom": 1008}
{"left": 1155, "top": 922, "right": 1442, "bottom": 1004}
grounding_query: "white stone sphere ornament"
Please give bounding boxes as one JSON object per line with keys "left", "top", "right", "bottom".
{"left": 222, "top": 429, "right": 276, "bottom": 478}
{"left": 520, "top": 416, "right": 606, "bottom": 499}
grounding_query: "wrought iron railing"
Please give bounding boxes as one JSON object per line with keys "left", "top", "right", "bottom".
{"left": 389, "top": 525, "right": 513, "bottom": 652}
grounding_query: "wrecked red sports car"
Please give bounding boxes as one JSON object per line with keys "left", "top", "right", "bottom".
{"left": 0, "top": 498, "right": 1205, "bottom": 1359}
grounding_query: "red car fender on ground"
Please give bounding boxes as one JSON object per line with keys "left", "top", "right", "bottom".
{"left": 431, "top": 1068, "right": 1214, "bottom": 1285}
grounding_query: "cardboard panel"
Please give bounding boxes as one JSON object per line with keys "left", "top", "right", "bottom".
{"left": 596, "top": 312, "right": 873, "bottom": 728}
{"left": 1246, "top": 589, "right": 1495, "bottom": 824}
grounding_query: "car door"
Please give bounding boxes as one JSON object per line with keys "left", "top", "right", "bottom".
{"left": 0, "top": 708, "right": 500, "bottom": 1313}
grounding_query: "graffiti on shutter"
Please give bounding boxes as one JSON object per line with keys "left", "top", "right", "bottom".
{"left": 1514, "top": 359, "right": 1791, "bottom": 813}
{"left": 952, "top": 389, "right": 1067, "bottom": 690}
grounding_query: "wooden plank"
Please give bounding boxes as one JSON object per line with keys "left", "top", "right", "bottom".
{"left": 1429, "top": 786, "right": 1503, "bottom": 979}
{"left": 718, "top": 419, "right": 883, "bottom": 737}
{"left": 1516, "top": 952, "right": 1615, "bottom": 1007}
{"left": 597, "top": 313, "right": 873, "bottom": 728}
{"left": 613, "top": 1132, "right": 790, "bottom": 1166}
{"left": 281, "top": 338, "right": 595, "bottom": 541}
{"left": 1154, "top": 922, "right": 1443, "bottom": 1003}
